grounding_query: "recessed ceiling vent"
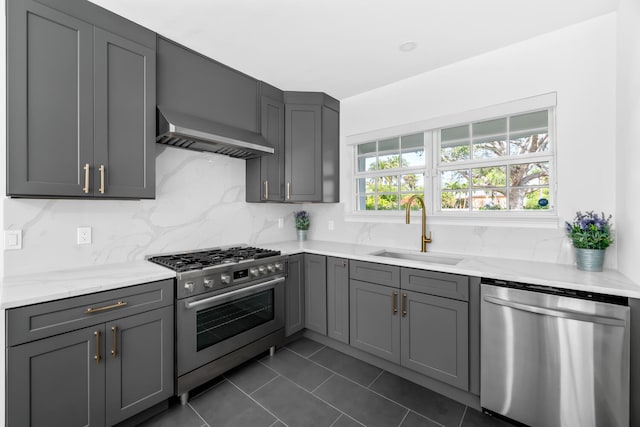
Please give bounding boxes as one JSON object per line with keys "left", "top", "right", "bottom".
{"left": 156, "top": 107, "right": 274, "bottom": 160}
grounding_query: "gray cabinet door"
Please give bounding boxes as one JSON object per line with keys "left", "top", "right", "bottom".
{"left": 246, "top": 95, "right": 285, "bottom": 202}
{"left": 350, "top": 280, "right": 401, "bottom": 363}
{"left": 305, "top": 254, "right": 328, "bottom": 335}
{"left": 93, "top": 28, "right": 156, "bottom": 199}
{"left": 327, "top": 257, "right": 349, "bottom": 344}
{"left": 285, "top": 104, "right": 323, "bottom": 202}
{"left": 7, "top": 0, "right": 94, "bottom": 197}
{"left": 106, "top": 306, "right": 174, "bottom": 425}
{"left": 285, "top": 254, "right": 305, "bottom": 336}
{"left": 400, "top": 290, "right": 469, "bottom": 390}
{"left": 7, "top": 325, "right": 105, "bottom": 427}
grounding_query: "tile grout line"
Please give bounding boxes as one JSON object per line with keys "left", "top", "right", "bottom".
{"left": 247, "top": 373, "right": 282, "bottom": 396}
{"left": 292, "top": 345, "right": 445, "bottom": 426}
{"left": 226, "top": 377, "right": 289, "bottom": 427}
{"left": 187, "top": 401, "right": 211, "bottom": 427}
{"left": 458, "top": 405, "right": 469, "bottom": 427}
{"left": 304, "top": 344, "right": 328, "bottom": 359}
{"left": 396, "top": 409, "right": 411, "bottom": 427}
{"left": 311, "top": 373, "right": 335, "bottom": 393}
{"left": 366, "top": 369, "right": 385, "bottom": 389}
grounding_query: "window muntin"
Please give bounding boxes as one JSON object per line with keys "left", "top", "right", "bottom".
{"left": 353, "top": 108, "right": 554, "bottom": 216}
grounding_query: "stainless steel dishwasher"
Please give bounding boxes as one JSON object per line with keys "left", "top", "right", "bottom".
{"left": 481, "top": 279, "right": 630, "bottom": 427}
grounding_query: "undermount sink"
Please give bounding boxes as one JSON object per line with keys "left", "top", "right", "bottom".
{"left": 369, "top": 250, "right": 463, "bottom": 266}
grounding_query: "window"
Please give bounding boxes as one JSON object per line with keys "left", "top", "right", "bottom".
{"left": 352, "top": 104, "right": 555, "bottom": 219}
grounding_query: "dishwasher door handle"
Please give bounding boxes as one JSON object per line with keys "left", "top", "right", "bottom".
{"left": 483, "top": 295, "right": 627, "bottom": 327}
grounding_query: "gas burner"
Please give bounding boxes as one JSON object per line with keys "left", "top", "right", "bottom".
{"left": 147, "top": 246, "right": 281, "bottom": 272}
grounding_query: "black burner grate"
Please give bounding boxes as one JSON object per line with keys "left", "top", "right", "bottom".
{"left": 148, "top": 247, "right": 281, "bottom": 272}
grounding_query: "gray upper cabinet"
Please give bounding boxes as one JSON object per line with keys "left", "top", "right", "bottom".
{"left": 7, "top": 0, "right": 156, "bottom": 198}
{"left": 246, "top": 83, "right": 285, "bottom": 202}
{"left": 305, "top": 254, "right": 328, "bottom": 335}
{"left": 327, "top": 257, "right": 350, "bottom": 344}
{"left": 157, "top": 37, "right": 259, "bottom": 133}
{"left": 283, "top": 92, "right": 340, "bottom": 203}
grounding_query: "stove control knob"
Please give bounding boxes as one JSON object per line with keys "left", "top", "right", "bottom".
{"left": 203, "top": 278, "right": 214, "bottom": 289}
{"left": 184, "top": 281, "right": 195, "bottom": 293}
{"left": 258, "top": 266, "right": 267, "bottom": 275}
{"left": 274, "top": 262, "right": 284, "bottom": 271}
{"left": 220, "top": 274, "right": 231, "bottom": 285}
{"left": 249, "top": 267, "right": 259, "bottom": 277}
{"left": 267, "top": 264, "right": 275, "bottom": 273}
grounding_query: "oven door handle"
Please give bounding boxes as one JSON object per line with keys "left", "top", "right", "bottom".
{"left": 185, "top": 276, "right": 286, "bottom": 310}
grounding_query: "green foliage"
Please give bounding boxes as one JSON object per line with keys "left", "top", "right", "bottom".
{"left": 294, "top": 211, "right": 310, "bottom": 230}
{"left": 565, "top": 211, "right": 613, "bottom": 249}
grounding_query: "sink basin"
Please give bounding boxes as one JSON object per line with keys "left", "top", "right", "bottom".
{"left": 369, "top": 250, "right": 463, "bottom": 266}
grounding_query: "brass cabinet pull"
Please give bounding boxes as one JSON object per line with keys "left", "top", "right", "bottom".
{"left": 402, "top": 293, "right": 407, "bottom": 317}
{"left": 342, "top": 260, "right": 347, "bottom": 268}
{"left": 94, "top": 330, "right": 102, "bottom": 364}
{"left": 85, "top": 300, "right": 127, "bottom": 314}
{"left": 264, "top": 180, "right": 269, "bottom": 199}
{"left": 82, "top": 163, "right": 90, "bottom": 193}
{"left": 286, "top": 182, "right": 291, "bottom": 200}
{"left": 392, "top": 291, "right": 398, "bottom": 315}
{"left": 98, "top": 164, "right": 105, "bottom": 194}
{"left": 111, "top": 326, "right": 118, "bottom": 357}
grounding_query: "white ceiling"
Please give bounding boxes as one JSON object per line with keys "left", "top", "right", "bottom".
{"left": 89, "top": 0, "right": 618, "bottom": 99}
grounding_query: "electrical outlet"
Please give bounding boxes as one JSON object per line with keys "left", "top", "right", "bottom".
{"left": 277, "top": 218, "right": 283, "bottom": 229}
{"left": 328, "top": 220, "right": 335, "bottom": 231}
{"left": 77, "top": 227, "right": 92, "bottom": 245}
{"left": 4, "top": 230, "right": 22, "bottom": 250}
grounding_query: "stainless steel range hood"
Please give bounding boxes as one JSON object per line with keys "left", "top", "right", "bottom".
{"left": 156, "top": 107, "right": 274, "bottom": 160}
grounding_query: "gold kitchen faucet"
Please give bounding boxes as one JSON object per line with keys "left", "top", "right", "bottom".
{"left": 405, "top": 195, "right": 432, "bottom": 252}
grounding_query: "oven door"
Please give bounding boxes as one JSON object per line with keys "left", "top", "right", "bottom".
{"left": 177, "top": 276, "right": 285, "bottom": 376}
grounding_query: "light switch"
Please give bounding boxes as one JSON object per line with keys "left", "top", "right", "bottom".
{"left": 4, "top": 230, "right": 23, "bottom": 250}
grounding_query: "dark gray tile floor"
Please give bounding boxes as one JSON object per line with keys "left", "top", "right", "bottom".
{"left": 138, "top": 338, "right": 515, "bottom": 427}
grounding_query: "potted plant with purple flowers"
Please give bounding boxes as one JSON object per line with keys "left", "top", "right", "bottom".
{"left": 565, "top": 211, "right": 613, "bottom": 272}
{"left": 294, "top": 210, "right": 310, "bottom": 241}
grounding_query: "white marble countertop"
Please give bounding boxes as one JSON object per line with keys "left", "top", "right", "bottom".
{"left": 261, "top": 240, "right": 640, "bottom": 299}
{"left": 2, "top": 239, "right": 639, "bottom": 309}
{"left": 0, "top": 260, "right": 176, "bottom": 309}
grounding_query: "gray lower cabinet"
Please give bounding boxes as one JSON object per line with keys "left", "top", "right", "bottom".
{"left": 6, "top": 280, "right": 174, "bottom": 426}
{"left": 350, "top": 279, "right": 401, "bottom": 363}
{"left": 327, "top": 257, "right": 350, "bottom": 344}
{"left": 305, "top": 254, "right": 328, "bottom": 335}
{"left": 348, "top": 261, "right": 472, "bottom": 390}
{"left": 7, "top": 0, "right": 155, "bottom": 198}
{"left": 400, "top": 290, "right": 469, "bottom": 389}
{"left": 285, "top": 254, "right": 305, "bottom": 336}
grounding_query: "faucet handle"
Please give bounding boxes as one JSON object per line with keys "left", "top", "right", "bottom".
{"left": 424, "top": 232, "right": 432, "bottom": 244}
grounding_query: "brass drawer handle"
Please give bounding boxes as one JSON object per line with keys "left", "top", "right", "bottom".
{"left": 264, "top": 180, "right": 269, "bottom": 199}
{"left": 85, "top": 300, "right": 127, "bottom": 314}
{"left": 94, "top": 330, "right": 102, "bottom": 364}
{"left": 82, "top": 164, "right": 90, "bottom": 193}
{"left": 98, "top": 164, "right": 105, "bottom": 194}
{"left": 402, "top": 293, "right": 407, "bottom": 317}
{"left": 392, "top": 291, "right": 398, "bottom": 315}
{"left": 111, "top": 326, "right": 118, "bottom": 357}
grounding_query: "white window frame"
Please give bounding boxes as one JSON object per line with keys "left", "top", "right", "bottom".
{"left": 345, "top": 93, "right": 559, "bottom": 228}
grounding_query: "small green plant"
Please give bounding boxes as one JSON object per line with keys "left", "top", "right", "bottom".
{"left": 294, "top": 211, "right": 310, "bottom": 230}
{"left": 565, "top": 211, "right": 613, "bottom": 249}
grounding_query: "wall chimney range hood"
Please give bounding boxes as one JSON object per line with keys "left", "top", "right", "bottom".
{"left": 156, "top": 107, "right": 274, "bottom": 160}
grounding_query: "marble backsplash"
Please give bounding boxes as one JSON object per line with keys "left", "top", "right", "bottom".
{"left": 2, "top": 146, "right": 298, "bottom": 276}
{"left": 2, "top": 145, "right": 615, "bottom": 277}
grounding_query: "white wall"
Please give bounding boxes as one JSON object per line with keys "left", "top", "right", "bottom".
{"left": 616, "top": 0, "right": 640, "bottom": 284}
{"left": 307, "top": 14, "right": 618, "bottom": 267}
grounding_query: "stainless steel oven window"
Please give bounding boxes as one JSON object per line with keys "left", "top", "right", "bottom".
{"left": 196, "top": 288, "right": 275, "bottom": 351}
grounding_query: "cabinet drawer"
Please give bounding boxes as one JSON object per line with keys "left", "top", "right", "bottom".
{"left": 7, "top": 279, "right": 174, "bottom": 346}
{"left": 350, "top": 260, "right": 400, "bottom": 288}
{"left": 401, "top": 268, "right": 469, "bottom": 301}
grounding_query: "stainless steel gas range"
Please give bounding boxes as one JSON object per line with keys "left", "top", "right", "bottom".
{"left": 147, "top": 245, "right": 286, "bottom": 404}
